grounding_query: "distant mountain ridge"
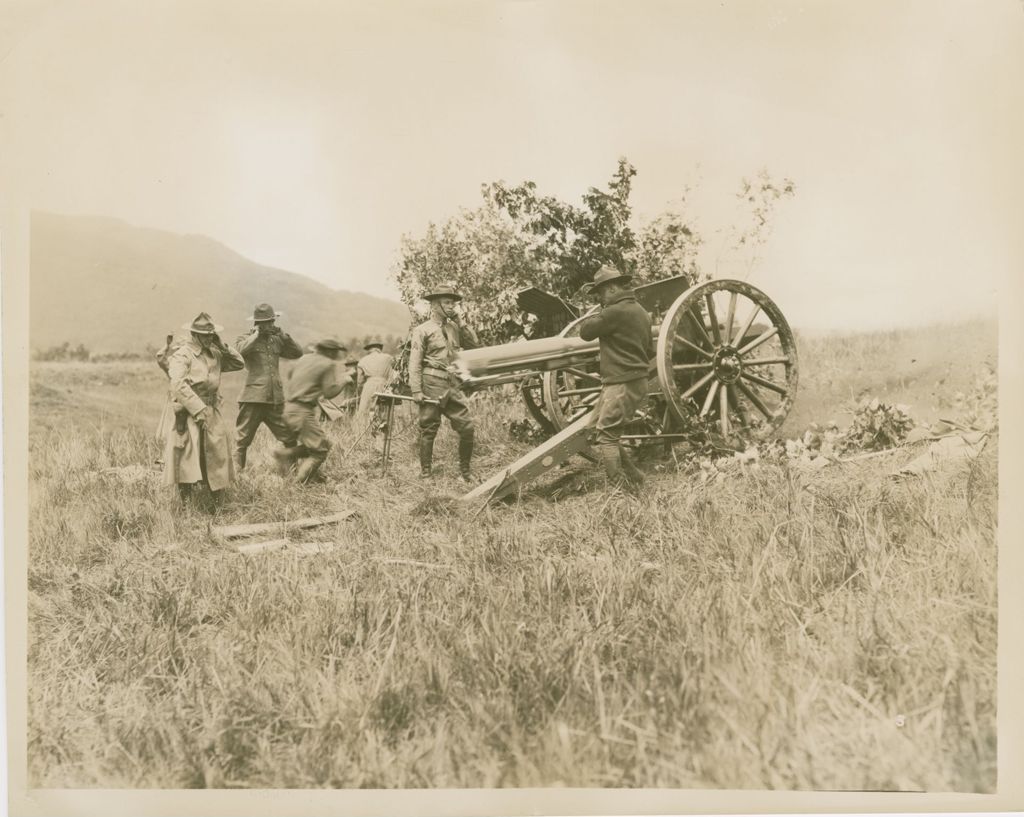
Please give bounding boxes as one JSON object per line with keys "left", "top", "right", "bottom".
{"left": 30, "top": 212, "right": 412, "bottom": 353}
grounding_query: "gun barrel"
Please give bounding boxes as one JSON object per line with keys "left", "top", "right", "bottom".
{"left": 454, "top": 336, "right": 600, "bottom": 381}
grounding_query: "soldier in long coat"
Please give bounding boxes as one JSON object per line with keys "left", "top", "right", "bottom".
{"left": 408, "top": 285, "right": 479, "bottom": 481}
{"left": 356, "top": 341, "right": 394, "bottom": 417}
{"left": 233, "top": 303, "right": 304, "bottom": 470}
{"left": 163, "top": 312, "right": 245, "bottom": 504}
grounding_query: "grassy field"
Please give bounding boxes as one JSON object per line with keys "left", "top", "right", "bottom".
{"left": 26, "top": 318, "right": 998, "bottom": 790}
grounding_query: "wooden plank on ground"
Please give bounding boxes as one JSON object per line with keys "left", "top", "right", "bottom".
{"left": 237, "top": 538, "right": 290, "bottom": 555}
{"left": 214, "top": 510, "right": 355, "bottom": 541}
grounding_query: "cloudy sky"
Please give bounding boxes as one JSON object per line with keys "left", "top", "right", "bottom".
{"left": 2, "top": 0, "right": 1021, "bottom": 329}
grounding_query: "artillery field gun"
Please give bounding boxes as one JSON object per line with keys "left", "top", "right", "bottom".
{"left": 452, "top": 275, "right": 799, "bottom": 505}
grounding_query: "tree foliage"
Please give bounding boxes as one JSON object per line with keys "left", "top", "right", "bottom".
{"left": 392, "top": 158, "right": 793, "bottom": 344}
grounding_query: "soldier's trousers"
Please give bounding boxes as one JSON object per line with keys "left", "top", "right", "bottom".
{"left": 235, "top": 402, "right": 296, "bottom": 464}
{"left": 588, "top": 376, "right": 648, "bottom": 485}
{"left": 589, "top": 377, "right": 648, "bottom": 445}
{"left": 282, "top": 401, "right": 331, "bottom": 463}
{"left": 418, "top": 373, "right": 474, "bottom": 442}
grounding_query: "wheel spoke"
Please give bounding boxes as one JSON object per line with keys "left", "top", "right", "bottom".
{"left": 700, "top": 380, "right": 720, "bottom": 417}
{"left": 731, "top": 304, "right": 761, "bottom": 346}
{"left": 685, "top": 307, "right": 714, "bottom": 349}
{"left": 672, "top": 362, "right": 714, "bottom": 371}
{"left": 564, "top": 368, "right": 602, "bottom": 383}
{"left": 680, "top": 370, "right": 716, "bottom": 400}
{"left": 735, "top": 379, "right": 774, "bottom": 419}
{"left": 741, "top": 355, "right": 790, "bottom": 366}
{"left": 705, "top": 293, "right": 722, "bottom": 345}
{"left": 673, "top": 333, "right": 714, "bottom": 360}
{"left": 740, "top": 370, "right": 788, "bottom": 395}
{"left": 719, "top": 385, "right": 730, "bottom": 437}
{"left": 557, "top": 386, "right": 602, "bottom": 397}
{"left": 724, "top": 291, "right": 738, "bottom": 346}
{"left": 737, "top": 326, "right": 780, "bottom": 356}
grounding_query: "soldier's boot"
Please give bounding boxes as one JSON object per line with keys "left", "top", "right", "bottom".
{"left": 419, "top": 437, "right": 435, "bottom": 478}
{"left": 595, "top": 444, "right": 626, "bottom": 489}
{"left": 458, "top": 431, "right": 475, "bottom": 483}
{"left": 619, "top": 444, "right": 645, "bottom": 487}
{"left": 234, "top": 446, "right": 247, "bottom": 473}
{"left": 177, "top": 483, "right": 193, "bottom": 504}
{"left": 273, "top": 446, "right": 299, "bottom": 476}
{"left": 295, "top": 456, "right": 325, "bottom": 485}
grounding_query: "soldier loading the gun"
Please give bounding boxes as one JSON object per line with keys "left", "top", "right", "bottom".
{"left": 578, "top": 266, "right": 653, "bottom": 489}
{"left": 274, "top": 338, "right": 347, "bottom": 484}
{"left": 234, "top": 303, "right": 304, "bottom": 471}
{"left": 408, "top": 285, "right": 479, "bottom": 482}
{"left": 163, "top": 312, "right": 245, "bottom": 506}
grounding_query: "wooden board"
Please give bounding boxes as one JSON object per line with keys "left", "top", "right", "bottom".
{"left": 213, "top": 510, "right": 355, "bottom": 541}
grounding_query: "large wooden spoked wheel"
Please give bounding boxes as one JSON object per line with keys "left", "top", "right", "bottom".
{"left": 656, "top": 279, "right": 798, "bottom": 443}
{"left": 541, "top": 309, "right": 604, "bottom": 431}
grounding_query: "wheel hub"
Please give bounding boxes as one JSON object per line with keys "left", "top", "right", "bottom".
{"left": 714, "top": 347, "right": 743, "bottom": 383}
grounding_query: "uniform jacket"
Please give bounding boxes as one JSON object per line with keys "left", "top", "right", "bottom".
{"left": 578, "top": 291, "right": 654, "bottom": 384}
{"left": 162, "top": 338, "right": 244, "bottom": 491}
{"left": 235, "top": 328, "right": 304, "bottom": 404}
{"left": 286, "top": 353, "right": 345, "bottom": 404}
{"left": 357, "top": 349, "right": 394, "bottom": 380}
{"left": 408, "top": 317, "right": 479, "bottom": 395}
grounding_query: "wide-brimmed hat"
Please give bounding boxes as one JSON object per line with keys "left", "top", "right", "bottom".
{"left": 247, "top": 303, "right": 281, "bottom": 322}
{"left": 363, "top": 341, "right": 384, "bottom": 351}
{"left": 424, "top": 284, "right": 462, "bottom": 302}
{"left": 182, "top": 312, "right": 223, "bottom": 334}
{"left": 583, "top": 265, "right": 633, "bottom": 292}
{"left": 315, "top": 338, "right": 346, "bottom": 353}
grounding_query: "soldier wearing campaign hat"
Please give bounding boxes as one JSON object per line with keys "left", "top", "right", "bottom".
{"left": 408, "top": 284, "right": 480, "bottom": 481}
{"left": 162, "top": 313, "right": 245, "bottom": 506}
{"left": 274, "top": 337, "right": 347, "bottom": 484}
{"left": 231, "top": 303, "right": 305, "bottom": 471}
{"left": 356, "top": 340, "right": 394, "bottom": 417}
{"left": 578, "top": 266, "right": 654, "bottom": 490}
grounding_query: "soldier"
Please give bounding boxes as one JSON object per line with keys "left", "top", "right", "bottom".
{"left": 233, "top": 303, "right": 304, "bottom": 470}
{"left": 163, "top": 313, "right": 245, "bottom": 506}
{"left": 274, "top": 338, "right": 347, "bottom": 484}
{"left": 578, "top": 266, "right": 654, "bottom": 489}
{"left": 408, "top": 284, "right": 479, "bottom": 481}
{"left": 356, "top": 341, "right": 394, "bottom": 417}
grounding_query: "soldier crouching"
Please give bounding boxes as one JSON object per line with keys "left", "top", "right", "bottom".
{"left": 274, "top": 338, "right": 346, "bottom": 484}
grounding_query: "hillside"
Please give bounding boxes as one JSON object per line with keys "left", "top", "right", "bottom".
{"left": 29, "top": 212, "right": 412, "bottom": 353}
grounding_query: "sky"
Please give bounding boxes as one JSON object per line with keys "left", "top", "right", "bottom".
{"left": 2, "top": 0, "right": 1022, "bottom": 330}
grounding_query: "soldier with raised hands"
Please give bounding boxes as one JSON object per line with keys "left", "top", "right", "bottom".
{"left": 233, "top": 303, "right": 304, "bottom": 471}
{"left": 163, "top": 312, "right": 245, "bottom": 506}
{"left": 408, "top": 285, "right": 479, "bottom": 481}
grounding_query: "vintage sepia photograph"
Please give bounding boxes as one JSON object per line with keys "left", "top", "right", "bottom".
{"left": 2, "top": 0, "right": 1022, "bottom": 814}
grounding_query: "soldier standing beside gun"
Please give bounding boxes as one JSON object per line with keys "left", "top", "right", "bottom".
{"left": 274, "top": 338, "right": 346, "bottom": 484}
{"left": 578, "top": 266, "right": 653, "bottom": 489}
{"left": 164, "top": 313, "right": 245, "bottom": 505}
{"left": 356, "top": 341, "right": 394, "bottom": 418}
{"left": 234, "top": 303, "right": 304, "bottom": 470}
{"left": 408, "top": 285, "right": 479, "bottom": 481}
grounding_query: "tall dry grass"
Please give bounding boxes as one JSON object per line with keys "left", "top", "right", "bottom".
{"left": 27, "top": 323, "right": 998, "bottom": 790}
